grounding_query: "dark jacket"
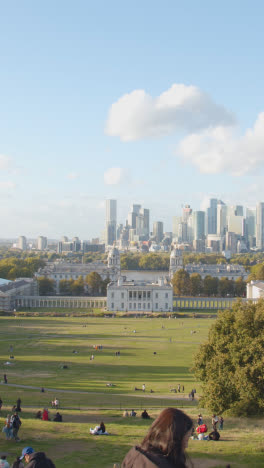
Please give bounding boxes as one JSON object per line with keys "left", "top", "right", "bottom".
{"left": 27, "top": 452, "right": 56, "bottom": 468}
{"left": 121, "top": 446, "right": 176, "bottom": 468}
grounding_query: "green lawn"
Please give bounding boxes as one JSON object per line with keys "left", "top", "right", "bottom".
{"left": 0, "top": 314, "right": 263, "bottom": 467}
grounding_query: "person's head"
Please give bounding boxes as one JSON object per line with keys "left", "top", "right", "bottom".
{"left": 140, "top": 408, "right": 193, "bottom": 467}
{"left": 20, "top": 447, "right": 34, "bottom": 463}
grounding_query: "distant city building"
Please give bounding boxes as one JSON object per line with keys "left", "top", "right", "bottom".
{"left": 107, "top": 276, "right": 173, "bottom": 312}
{"left": 37, "top": 236, "right": 47, "bottom": 250}
{"left": 153, "top": 221, "right": 164, "bottom": 243}
{"left": 207, "top": 199, "right": 218, "bottom": 235}
{"left": 105, "top": 199, "right": 117, "bottom": 246}
{"left": 256, "top": 202, "right": 264, "bottom": 250}
{"left": 18, "top": 236, "right": 27, "bottom": 251}
{"left": 127, "top": 204, "right": 150, "bottom": 240}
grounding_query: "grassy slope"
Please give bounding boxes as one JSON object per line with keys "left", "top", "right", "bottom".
{"left": 0, "top": 315, "right": 263, "bottom": 467}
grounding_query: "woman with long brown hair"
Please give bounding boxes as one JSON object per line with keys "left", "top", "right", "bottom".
{"left": 122, "top": 408, "right": 193, "bottom": 467}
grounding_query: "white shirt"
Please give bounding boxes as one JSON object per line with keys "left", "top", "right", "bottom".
{"left": 0, "top": 460, "right": 10, "bottom": 468}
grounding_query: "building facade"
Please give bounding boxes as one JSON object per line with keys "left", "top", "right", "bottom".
{"left": 36, "top": 248, "right": 121, "bottom": 292}
{"left": 0, "top": 278, "right": 38, "bottom": 312}
{"left": 107, "top": 276, "right": 173, "bottom": 312}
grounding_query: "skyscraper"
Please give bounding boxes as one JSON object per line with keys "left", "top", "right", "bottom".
{"left": 193, "top": 211, "right": 205, "bottom": 240}
{"left": 153, "top": 221, "right": 164, "bottom": 243}
{"left": 256, "top": 202, "right": 264, "bottom": 250}
{"left": 37, "top": 236, "right": 47, "bottom": 250}
{"left": 207, "top": 199, "right": 218, "bottom": 234}
{"left": 105, "top": 199, "right": 117, "bottom": 246}
{"left": 18, "top": 236, "right": 27, "bottom": 250}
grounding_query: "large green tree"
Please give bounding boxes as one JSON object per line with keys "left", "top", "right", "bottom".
{"left": 189, "top": 273, "right": 203, "bottom": 296}
{"left": 37, "top": 277, "right": 55, "bottom": 296}
{"left": 171, "top": 269, "right": 190, "bottom": 295}
{"left": 193, "top": 300, "right": 264, "bottom": 415}
{"left": 85, "top": 272, "right": 103, "bottom": 295}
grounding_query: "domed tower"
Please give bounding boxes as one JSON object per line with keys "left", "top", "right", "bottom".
{"left": 107, "top": 248, "right": 121, "bottom": 278}
{"left": 169, "top": 248, "right": 183, "bottom": 279}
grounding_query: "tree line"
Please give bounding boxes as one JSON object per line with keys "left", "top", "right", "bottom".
{"left": 171, "top": 269, "right": 246, "bottom": 297}
{"left": 37, "top": 272, "right": 110, "bottom": 296}
{"left": 0, "top": 257, "right": 45, "bottom": 280}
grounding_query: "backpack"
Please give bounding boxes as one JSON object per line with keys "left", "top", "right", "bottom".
{"left": 197, "top": 423, "right": 207, "bottom": 433}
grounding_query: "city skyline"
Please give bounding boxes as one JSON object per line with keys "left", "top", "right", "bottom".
{"left": 1, "top": 2, "right": 264, "bottom": 237}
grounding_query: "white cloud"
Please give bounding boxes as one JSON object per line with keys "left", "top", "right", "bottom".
{"left": 0, "top": 181, "right": 16, "bottom": 190}
{"left": 104, "top": 167, "right": 128, "bottom": 185}
{"left": 66, "top": 172, "right": 79, "bottom": 180}
{"left": 0, "top": 155, "right": 13, "bottom": 171}
{"left": 105, "top": 84, "right": 235, "bottom": 141}
{"left": 177, "top": 113, "right": 264, "bottom": 175}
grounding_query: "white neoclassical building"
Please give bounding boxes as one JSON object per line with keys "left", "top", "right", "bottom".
{"left": 247, "top": 280, "right": 264, "bottom": 299}
{"left": 107, "top": 276, "right": 173, "bottom": 312}
{"left": 35, "top": 248, "right": 121, "bottom": 291}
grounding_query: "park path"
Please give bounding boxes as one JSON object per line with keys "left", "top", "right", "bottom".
{"left": 1, "top": 382, "right": 191, "bottom": 401}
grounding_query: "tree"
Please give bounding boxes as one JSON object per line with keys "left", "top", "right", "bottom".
{"left": 218, "top": 277, "right": 234, "bottom": 297}
{"left": 85, "top": 272, "right": 103, "bottom": 295}
{"left": 248, "top": 263, "right": 264, "bottom": 281}
{"left": 203, "top": 275, "right": 219, "bottom": 296}
{"left": 59, "top": 279, "right": 74, "bottom": 295}
{"left": 189, "top": 273, "right": 203, "bottom": 296}
{"left": 101, "top": 276, "right": 111, "bottom": 295}
{"left": 37, "top": 277, "right": 55, "bottom": 296}
{"left": 171, "top": 269, "right": 190, "bottom": 295}
{"left": 193, "top": 300, "right": 264, "bottom": 415}
{"left": 234, "top": 277, "right": 246, "bottom": 297}
{"left": 71, "top": 276, "right": 85, "bottom": 295}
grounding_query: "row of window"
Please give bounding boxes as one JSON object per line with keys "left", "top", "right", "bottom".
{"left": 111, "top": 291, "right": 169, "bottom": 299}
{"left": 111, "top": 303, "right": 169, "bottom": 310}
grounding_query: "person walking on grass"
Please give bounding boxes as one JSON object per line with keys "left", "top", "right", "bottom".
{"left": 19, "top": 447, "right": 56, "bottom": 468}
{"left": 219, "top": 416, "right": 224, "bottom": 430}
{"left": 11, "top": 412, "right": 21, "bottom": 441}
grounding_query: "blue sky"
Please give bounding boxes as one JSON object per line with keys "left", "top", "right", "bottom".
{"left": 1, "top": 0, "right": 264, "bottom": 239}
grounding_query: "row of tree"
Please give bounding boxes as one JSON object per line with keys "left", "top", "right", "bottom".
{"left": 37, "top": 272, "right": 110, "bottom": 296}
{"left": 120, "top": 253, "right": 170, "bottom": 270}
{"left": 171, "top": 269, "right": 246, "bottom": 297}
{"left": 0, "top": 257, "right": 45, "bottom": 280}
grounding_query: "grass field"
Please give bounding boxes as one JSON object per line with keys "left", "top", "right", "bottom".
{"left": 0, "top": 314, "right": 263, "bottom": 467}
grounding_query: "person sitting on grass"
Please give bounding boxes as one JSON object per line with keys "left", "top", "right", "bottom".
{"left": 141, "top": 409, "right": 150, "bottom": 419}
{"left": 121, "top": 407, "right": 193, "bottom": 467}
{"left": 123, "top": 410, "right": 129, "bottom": 417}
{"left": 53, "top": 412, "right": 62, "bottom": 422}
{"left": 90, "top": 421, "right": 108, "bottom": 435}
{"left": 42, "top": 409, "right": 49, "bottom": 421}
{"left": 209, "top": 429, "right": 220, "bottom": 441}
{"left": 35, "top": 411, "right": 42, "bottom": 419}
{"left": 130, "top": 409, "right": 137, "bottom": 417}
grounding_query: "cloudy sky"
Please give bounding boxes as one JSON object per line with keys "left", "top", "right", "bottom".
{"left": 1, "top": 0, "right": 264, "bottom": 239}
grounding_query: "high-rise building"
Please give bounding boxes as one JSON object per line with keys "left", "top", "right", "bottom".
{"left": 256, "top": 202, "right": 264, "bottom": 250}
{"left": 105, "top": 199, "right": 117, "bottom": 246}
{"left": 18, "top": 236, "right": 27, "bottom": 250}
{"left": 245, "top": 208, "right": 256, "bottom": 247}
{"left": 37, "top": 236, "right": 47, "bottom": 250}
{"left": 153, "top": 221, "right": 164, "bottom": 243}
{"left": 217, "top": 203, "right": 228, "bottom": 235}
{"left": 127, "top": 204, "right": 141, "bottom": 229}
{"left": 207, "top": 199, "right": 218, "bottom": 234}
{"left": 193, "top": 211, "right": 205, "bottom": 240}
